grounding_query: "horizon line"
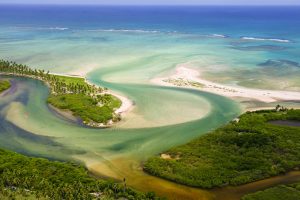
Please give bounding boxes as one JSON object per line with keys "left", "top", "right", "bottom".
{"left": 1, "top": 3, "right": 300, "bottom": 6}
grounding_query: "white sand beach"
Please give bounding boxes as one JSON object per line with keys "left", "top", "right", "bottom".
{"left": 151, "top": 63, "right": 300, "bottom": 104}
{"left": 105, "top": 91, "right": 134, "bottom": 115}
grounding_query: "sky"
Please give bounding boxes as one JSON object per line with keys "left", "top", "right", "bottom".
{"left": 0, "top": 0, "right": 299, "bottom": 5}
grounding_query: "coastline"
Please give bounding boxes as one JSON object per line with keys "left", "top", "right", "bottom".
{"left": 151, "top": 63, "right": 300, "bottom": 111}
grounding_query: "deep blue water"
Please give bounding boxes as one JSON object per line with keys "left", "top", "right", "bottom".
{"left": 0, "top": 5, "right": 299, "bottom": 39}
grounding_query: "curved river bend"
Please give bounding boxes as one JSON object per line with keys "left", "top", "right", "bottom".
{"left": 0, "top": 75, "right": 240, "bottom": 199}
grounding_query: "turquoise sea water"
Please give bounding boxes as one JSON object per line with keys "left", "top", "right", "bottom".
{"left": 0, "top": 6, "right": 299, "bottom": 89}
{"left": 0, "top": 5, "right": 300, "bottom": 199}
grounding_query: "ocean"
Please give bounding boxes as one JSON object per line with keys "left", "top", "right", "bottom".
{"left": 0, "top": 5, "right": 299, "bottom": 90}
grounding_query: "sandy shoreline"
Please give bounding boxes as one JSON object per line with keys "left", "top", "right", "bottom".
{"left": 105, "top": 91, "right": 134, "bottom": 115}
{"left": 151, "top": 63, "right": 300, "bottom": 109}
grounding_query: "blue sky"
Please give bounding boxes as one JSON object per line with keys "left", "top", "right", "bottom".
{"left": 0, "top": 0, "right": 299, "bottom": 5}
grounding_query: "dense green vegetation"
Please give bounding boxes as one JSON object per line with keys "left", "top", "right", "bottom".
{"left": 48, "top": 94, "right": 121, "bottom": 124}
{"left": 242, "top": 182, "right": 300, "bottom": 200}
{"left": 0, "top": 148, "right": 160, "bottom": 200}
{"left": 0, "top": 188, "right": 47, "bottom": 200}
{"left": 144, "top": 108, "right": 300, "bottom": 188}
{"left": 0, "top": 60, "right": 121, "bottom": 126}
{"left": 0, "top": 80, "right": 11, "bottom": 93}
{"left": 0, "top": 60, "right": 102, "bottom": 95}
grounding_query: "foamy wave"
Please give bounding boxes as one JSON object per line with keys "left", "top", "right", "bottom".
{"left": 82, "top": 29, "right": 228, "bottom": 38}
{"left": 208, "top": 34, "right": 227, "bottom": 38}
{"left": 88, "top": 29, "right": 160, "bottom": 34}
{"left": 11, "top": 26, "right": 69, "bottom": 31}
{"left": 46, "top": 27, "right": 69, "bottom": 31}
{"left": 182, "top": 33, "right": 228, "bottom": 39}
{"left": 241, "top": 37, "right": 290, "bottom": 43}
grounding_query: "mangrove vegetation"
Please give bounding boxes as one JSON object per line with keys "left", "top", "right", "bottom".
{"left": 144, "top": 108, "right": 300, "bottom": 188}
{"left": 0, "top": 148, "right": 160, "bottom": 200}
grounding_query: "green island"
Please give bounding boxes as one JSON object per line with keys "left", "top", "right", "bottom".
{"left": 0, "top": 80, "right": 11, "bottom": 93}
{"left": 0, "top": 60, "right": 121, "bottom": 127}
{"left": 242, "top": 182, "right": 300, "bottom": 200}
{"left": 144, "top": 108, "right": 300, "bottom": 189}
{"left": 0, "top": 148, "right": 160, "bottom": 200}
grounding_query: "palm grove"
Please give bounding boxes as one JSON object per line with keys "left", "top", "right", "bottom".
{"left": 0, "top": 60, "right": 121, "bottom": 126}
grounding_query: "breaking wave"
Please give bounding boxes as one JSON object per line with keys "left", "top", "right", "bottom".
{"left": 87, "top": 29, "right": 162, "bottom": 34}
{"left": 11, "top": 26, "right": 69, "bottom": 31}
{"left": 209, "top": 34, "right": 227, "bottom": 38}
{"left": 241, "top": 36, "right": 290, "bottom": 43}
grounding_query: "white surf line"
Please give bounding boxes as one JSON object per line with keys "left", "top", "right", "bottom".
{"left": 241, "top": 37, "right": 291, "bottom": 43}
{"left": 151, "top": 63, "right": 300, "bottom": 103}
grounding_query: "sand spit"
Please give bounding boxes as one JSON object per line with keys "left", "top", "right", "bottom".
{"left": 151, "top": 63, "right": 300, "bottom": 105}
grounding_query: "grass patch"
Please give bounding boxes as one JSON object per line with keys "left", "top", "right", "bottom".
{"left": 54, "top": 75, "right": 86, "bottom": 85}
{"left": 144, "top": 109, "right": 300, "bottom": 188}
{"left": 0, "top": 80, "right": 10, "bottom": 93}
